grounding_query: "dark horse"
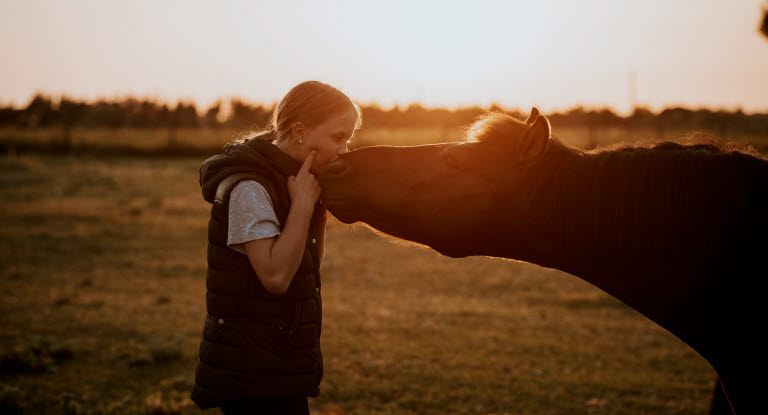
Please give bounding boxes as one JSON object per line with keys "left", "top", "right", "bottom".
{"left": 318, "top": 109, "right": 768, "bottom": 413}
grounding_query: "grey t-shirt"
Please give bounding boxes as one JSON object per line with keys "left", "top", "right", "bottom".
{"left": 227, "top": 180, "right": 281, "bottom": 254}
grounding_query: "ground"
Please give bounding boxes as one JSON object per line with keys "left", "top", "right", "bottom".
{"left": 0, "top": 152, "right": 713, "bottom": 414}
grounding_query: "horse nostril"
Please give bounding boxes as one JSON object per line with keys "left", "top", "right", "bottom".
{"left": 325, "top": 159, "right": 348, "bottom": 176}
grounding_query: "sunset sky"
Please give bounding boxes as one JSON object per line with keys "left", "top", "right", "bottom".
{"left": 1, "top": 0, "right": 767, "bottom": 115}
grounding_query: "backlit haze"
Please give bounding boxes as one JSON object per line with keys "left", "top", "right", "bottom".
{"left": 1, "top": 0, "right": 767, "bottom": 115}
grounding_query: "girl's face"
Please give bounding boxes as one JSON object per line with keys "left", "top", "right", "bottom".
{"left": 298, "top": 108, "right": 358, "bottom": 174}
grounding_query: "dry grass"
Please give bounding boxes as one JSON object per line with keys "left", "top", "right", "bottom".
{"left": 0, "top": 152, "right": 714, "bottom": 414}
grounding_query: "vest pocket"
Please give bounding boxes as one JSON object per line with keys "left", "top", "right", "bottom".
{"left": 204, "top": 315, "right": 283, "bottom": 351}
{"left": 278, "top": 323, "right": 319, "bottom": 351}
{"left": 204, "top": 298, "right": 319, "bottom": 356}
{"left": 273, "top": 302, "right": 320, "bottom": 356}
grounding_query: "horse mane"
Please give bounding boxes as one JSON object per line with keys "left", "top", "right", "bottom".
{"left": 465, "top": 109, "right": 768, "bottom": 260}
{"left": 536, "top": 128, "right": 768, "bottom": 262}
{"left": 586, "top": 132, "right": 765, "bottom": 161}
{"left": 463, "top": 110, "right": 764, "bottom": 161}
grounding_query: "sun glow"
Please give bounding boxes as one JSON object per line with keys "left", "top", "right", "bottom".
{"left": 1, "top": 0, "right": 766, "bottom": 114}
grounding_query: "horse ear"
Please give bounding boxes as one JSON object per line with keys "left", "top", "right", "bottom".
{"left": 525, "top": 107, "right": 540, "bottom": 124}
{"left": 517, "top": 115, "right": 550, "bottom": 160}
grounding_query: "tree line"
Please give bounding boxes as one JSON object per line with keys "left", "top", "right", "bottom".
{"left": 1, "top": 94, "right": 767, "bottom": 135}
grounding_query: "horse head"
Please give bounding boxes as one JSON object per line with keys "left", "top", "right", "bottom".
{"left": 319, "top": 108, "right": 566, "bottom": 258}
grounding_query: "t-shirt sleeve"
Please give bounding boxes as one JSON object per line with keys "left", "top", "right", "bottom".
{"left": 227, "top": 180, "right": 281, "bottom": 254}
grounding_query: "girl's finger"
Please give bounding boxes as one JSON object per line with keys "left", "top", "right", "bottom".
{"left": 299, "top": 151, "right": 316, "bottom": 175}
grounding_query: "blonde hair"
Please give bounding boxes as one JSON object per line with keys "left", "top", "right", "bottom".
{"left": 235, "top": 81, "right": 362, "bottom": 145}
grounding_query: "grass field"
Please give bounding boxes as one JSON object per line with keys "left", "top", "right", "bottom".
{"left": 0, "top": 131, "right": 721, "bottom": 414}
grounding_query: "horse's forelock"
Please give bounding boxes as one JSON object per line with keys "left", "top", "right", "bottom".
{"left": 464, "top": 111, "right": 528, "bottom": 144}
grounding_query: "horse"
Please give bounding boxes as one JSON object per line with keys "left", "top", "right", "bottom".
{"left": 317, "top": 109, "right": 768, "bottom": 414}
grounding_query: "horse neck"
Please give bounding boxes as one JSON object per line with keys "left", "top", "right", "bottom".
{"left": 509, "top": 145, "right": 768, "bottom": 373}
{"left": 518, "top": 145, "right": 759, "bottom": 278}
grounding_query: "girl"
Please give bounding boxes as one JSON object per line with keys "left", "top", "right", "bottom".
{"left": 191, "top": 81, "right": 361, "bottom": 414}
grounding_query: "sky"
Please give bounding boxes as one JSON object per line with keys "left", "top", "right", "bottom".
{"left": 1, "top": 0, "right": 767, "bottom": 115}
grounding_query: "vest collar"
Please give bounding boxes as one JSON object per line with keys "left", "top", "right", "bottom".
{"left": 239, "top": 138, "right": 303, "bottom": 178}
{"left": 200, "top": 137, "right": 304, "bottom": 204}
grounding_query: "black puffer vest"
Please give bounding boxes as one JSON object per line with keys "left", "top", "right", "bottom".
{"left": 191, "top": 137, "right": 323, "bottom": 409}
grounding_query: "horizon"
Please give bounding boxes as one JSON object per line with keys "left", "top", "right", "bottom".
{"left": 4, "top": 91, "right": 768, "bottom": 117}
{"left": 2, "top": 1, "right": 768, "bottom": 116}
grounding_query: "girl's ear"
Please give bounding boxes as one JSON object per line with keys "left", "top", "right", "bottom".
{"left": 291, "top": 122, "right": 305, "bottom": 143}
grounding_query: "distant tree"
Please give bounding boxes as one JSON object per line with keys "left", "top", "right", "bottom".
{"left": 228, "top": 99, "right": 270, "bottom": 128}
{"left": 84, "top": 100, "right": 125, "bottom": 129}
{"left": 360, "top": 104, "right": 389, "bottom": 128}
{"left": 4, "top": 93, "right": 768, "bottom": 146}
{"left": 22, "top": 94, "right": 55, "bottom": 127}
{"left": 591, "top": 108, "right": 621, "bottom": 126}
{"left": 0, "top": 104, "right": 22, "bottom": 127}
{"left": 204, "top": 100, "right": 221, "bottom": 128}
{"left": 174, "top": 101, "right": 199, "bottom": 128}
{"left": 452, "top": 106, "right": 485, "bottom": 127}
{"left": 562, "top": 106, "right": 588, "bottom": 126}
{"left": 630, "top": 106, "right": 655, "bottom": 118}
{"left": 404, "top": 103, "right": 427, "bottom": 127}
{"left": 121, "top": 98, "right": 161, "bottom": 128}
{"left": 132, "top": 100, "right": 161, "bottom": 127}
{"left": 58, "top": 97, "right": 87, "bottom": 149}
{"left": 431, "top": 107, "right": 455, "bottom": 129}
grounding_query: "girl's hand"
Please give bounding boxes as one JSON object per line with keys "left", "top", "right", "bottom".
{"left": 287, "top": 151, "right": 321, "bottom": 214}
